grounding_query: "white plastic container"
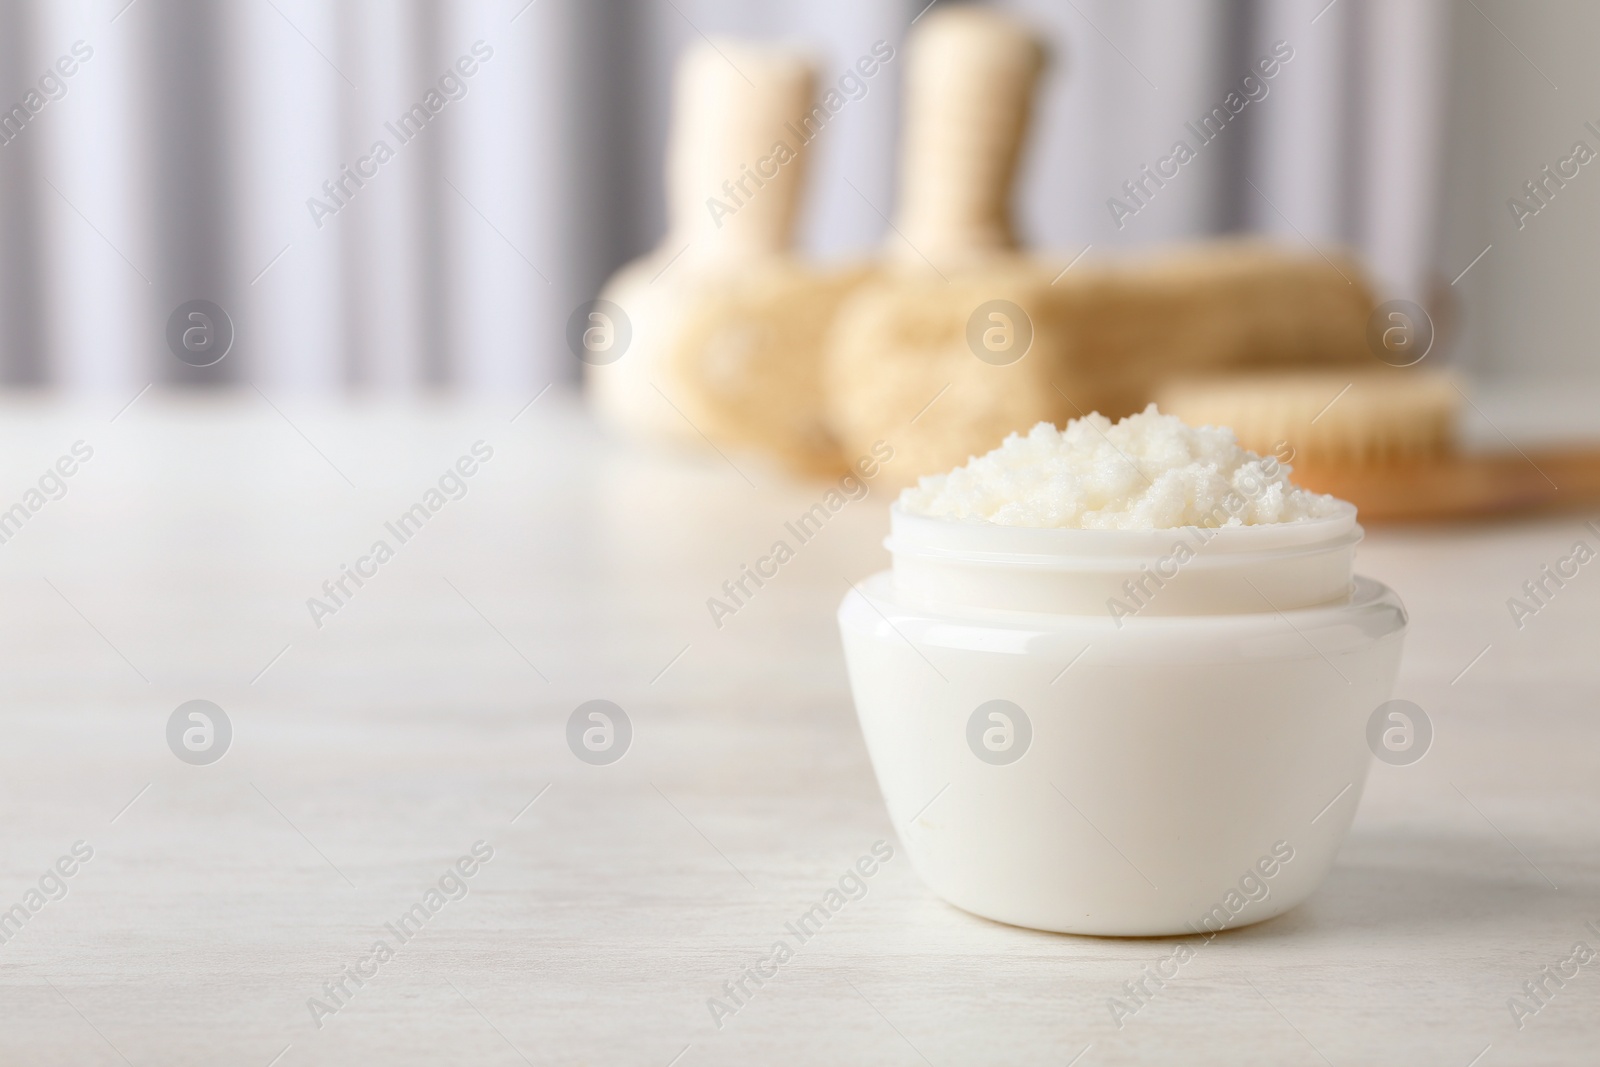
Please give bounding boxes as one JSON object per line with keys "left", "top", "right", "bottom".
{"left": 838, "top": 502, "right": 1406, "bottom": 936}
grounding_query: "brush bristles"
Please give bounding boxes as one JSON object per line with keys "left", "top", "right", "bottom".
{"left": 1154, "top": 370, "right": 1460, "bottom": 465}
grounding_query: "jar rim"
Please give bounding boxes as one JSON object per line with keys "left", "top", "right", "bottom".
{"left": 887, "top": 500, "right": 1360, "bottom": 563}
{"left": 885, "top": 501, "right": 1362, "bottom": 614}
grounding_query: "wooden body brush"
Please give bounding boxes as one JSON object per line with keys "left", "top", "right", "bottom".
{"left": 1155, "top": 369, "right": 1600, "bottom": 522}
{"left": 823, "top": 8, "right": 1380, "bottom": 487}
{"left": 587, "top": 41, "right": 869, "bottom": 476}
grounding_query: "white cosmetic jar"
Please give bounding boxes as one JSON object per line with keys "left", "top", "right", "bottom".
{"left": 838, "top": 502, "right": 1407, "bottom": 936}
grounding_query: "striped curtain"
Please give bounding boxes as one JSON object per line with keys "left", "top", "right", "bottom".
{"left": 0, "top": 0, "right": 1447, "bottom": 393}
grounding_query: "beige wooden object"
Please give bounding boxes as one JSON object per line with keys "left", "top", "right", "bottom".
{"left": 824, "top": 10, "right": 1377, "bottom": 486}
{"left": 1047, "top": 243, "right": 1375, "bottom": 418}
{"left": 825, "top": 8, "right": 1063, "bottom": 482}
{"left": 1291, "top": 447, "right": 1600, "bottom": 522}
{"left": 1156, "top": 368, "right": 1461, "bottom": 464}
{"left": 893, "top": 6, "right": 1047, "bottom": 265}
{"left": 587, "top": 42, "right": 869, "bottom": 476}
{"left": 1158, "top": 368, "right": 1600, "bottom": 522}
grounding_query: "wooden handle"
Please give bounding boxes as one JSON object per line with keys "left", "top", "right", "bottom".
{"left": 666, "top": 42, "right": 815, "bottom": 260}
{"left": 1293, "top": 447, "right": 1600, "bottom": 523}
{"left": 893, "top": 8, "right": 1047, "bottom": 266}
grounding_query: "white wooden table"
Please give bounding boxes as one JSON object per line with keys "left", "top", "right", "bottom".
{"left": 0, "top": 387, "right": 1595, "bottom": 1066}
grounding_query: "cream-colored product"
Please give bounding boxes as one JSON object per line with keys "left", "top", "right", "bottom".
{"left": 901, "top": 406, "right": 1341, "bottom": 529}
{"left": 838, "top": 414, "right": 1408, "bottom": 936}
{"left": 587, "top": 41, "right": 866, "bottom": 475}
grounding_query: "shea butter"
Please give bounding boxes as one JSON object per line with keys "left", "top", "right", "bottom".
{"left": 900, "top": 406, "right": 1341, "bottom": 529}
{"left": 839, "top": 409, "right": 1408, "bottom": 935}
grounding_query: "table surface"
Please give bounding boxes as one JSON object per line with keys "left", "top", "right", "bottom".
{"left": 0, "top": 386, "right": 1596, "bottom": 1066}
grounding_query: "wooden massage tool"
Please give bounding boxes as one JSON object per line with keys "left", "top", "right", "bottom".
{"left": 1156, "top": 369, "right": 1600, "bottom": 523}
{"left": 585, "top": 41, "right": 869, "bottom": 476}
{"left": 823, "top": 7, "right": 1379, "bottom": 486}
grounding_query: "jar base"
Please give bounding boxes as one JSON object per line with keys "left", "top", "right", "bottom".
{"left": 839, "top": 569, "right": 1405, "bottom": 943}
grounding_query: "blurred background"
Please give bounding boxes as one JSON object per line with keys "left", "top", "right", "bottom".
{"left": 0, "top": 0, "right": 1586, "bottom": 395}
{"left": 5, "top": 6, "right": 1600, "bottom": 1062}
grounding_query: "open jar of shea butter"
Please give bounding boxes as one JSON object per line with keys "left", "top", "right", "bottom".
{"left": 838, "top": 412, "right": 1408, "bottom": 936}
